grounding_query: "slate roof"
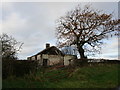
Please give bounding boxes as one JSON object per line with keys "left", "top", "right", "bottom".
{"left": 36, "top": 46, "right": 64, "bottom": 56}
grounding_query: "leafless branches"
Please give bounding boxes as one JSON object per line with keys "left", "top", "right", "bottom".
{"left": 56, "top": 4, "right": 120, "bottom": 58}
{"left": 0, "top": 33, "right": 23, "bottom": 60}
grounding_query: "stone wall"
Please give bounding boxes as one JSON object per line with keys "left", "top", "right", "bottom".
{"left": 42, "top": 54, "right": 64, "bottom": 66}
{"left": 64, "top": 55, "right": 77, "bottom": 65}
{"left": 28, "top": 54, "right": 77, "bottom": 66}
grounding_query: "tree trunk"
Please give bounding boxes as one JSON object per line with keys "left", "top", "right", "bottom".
{"left": 77, "top": 45, "right": 87, "bottom": 59}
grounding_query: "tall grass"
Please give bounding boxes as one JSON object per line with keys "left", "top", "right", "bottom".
{"left": 3, "top": 63, "right": 120, "bottom": 88}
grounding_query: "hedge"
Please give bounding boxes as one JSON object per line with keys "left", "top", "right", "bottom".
{"left": 2, "top": 60, "right": 38, "bottom": 79}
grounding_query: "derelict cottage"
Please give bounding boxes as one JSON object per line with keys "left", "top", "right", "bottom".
{"left": 27, "top": 43, "right": 77, "bottom": 66}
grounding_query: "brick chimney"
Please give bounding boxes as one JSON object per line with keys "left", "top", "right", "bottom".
{"left": 46, "top": 43, "right": 50, "bottom": 49}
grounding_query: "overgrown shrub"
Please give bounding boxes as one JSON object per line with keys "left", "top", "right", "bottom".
{"left": 2, "top": 60, "right": 38, "bottom": 79}
{"left": 74, "top": 59, "right": 88, "bottom": 67}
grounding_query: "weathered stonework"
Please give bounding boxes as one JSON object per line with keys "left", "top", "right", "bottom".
{"left": 27, "top": 44, "right": 77, "bottom": 66}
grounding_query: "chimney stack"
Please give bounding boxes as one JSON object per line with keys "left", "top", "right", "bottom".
{"left": 46, "top": 43, "right": 50, "bottom": 49}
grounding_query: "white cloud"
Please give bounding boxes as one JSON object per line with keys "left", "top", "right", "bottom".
{"left": 2, "top": 3, "right": 13, "bottom": 10}
{"left": 101, "top": 38, "right": 118, "bottom": 53}
{"left": 1, "top": 13, "right": 27, "bottom": 34}
{"left": 90, "top": 37, "right": 118, "bottom": 59}
{"left": 2, "top": 0, "right": 119, "bottom": 2}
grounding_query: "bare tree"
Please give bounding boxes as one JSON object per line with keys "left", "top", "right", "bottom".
{"left": 56, "top": 4, "right": 120, "bottom": 59}
{"left": 0, "top": 33, "right": 23, "bottom": 60}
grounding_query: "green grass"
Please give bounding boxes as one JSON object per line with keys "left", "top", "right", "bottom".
{"left": 3, "top": 63, "right": 120, "bottom": 88}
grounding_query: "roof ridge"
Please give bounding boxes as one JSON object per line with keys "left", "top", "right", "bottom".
{"left": 36, "top": 46, "right": 62, "bottom": 55}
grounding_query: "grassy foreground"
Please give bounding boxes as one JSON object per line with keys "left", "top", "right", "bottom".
{"left": 3, "top": 63, "right": 120, "bottom": 88}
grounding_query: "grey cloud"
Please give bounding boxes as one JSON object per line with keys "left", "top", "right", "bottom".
{"left": 1, "top": 2, "right": 119, "bottom": 59}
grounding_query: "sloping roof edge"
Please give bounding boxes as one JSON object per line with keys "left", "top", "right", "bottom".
{"left": 36, "top": 46, "right": 64, "bottom": 56}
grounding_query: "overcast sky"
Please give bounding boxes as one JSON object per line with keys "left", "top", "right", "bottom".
{"left": 1, "top": 2, "right": 119, "bottom": 60}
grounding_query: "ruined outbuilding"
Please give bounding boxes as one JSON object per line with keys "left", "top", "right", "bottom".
{"left": 27, "top": 43, "right": 77, "bottom": 66}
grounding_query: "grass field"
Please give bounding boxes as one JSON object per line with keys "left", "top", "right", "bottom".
{"left": 2, "top": 63, "right": 120, "bottom": 88}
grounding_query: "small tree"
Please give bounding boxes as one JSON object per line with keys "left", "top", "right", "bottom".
{"left": 56, "top": 4, "right": 120, "bottom": 59}
{"left": 0, "top": 33, "right": 23, "bottom": 60}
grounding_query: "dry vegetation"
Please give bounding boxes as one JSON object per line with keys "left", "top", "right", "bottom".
{"left": 2, "top": 59, "right": 120, "bottom": 88}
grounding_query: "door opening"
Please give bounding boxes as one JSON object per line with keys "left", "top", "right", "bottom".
{"left": 43, "top": 59, "right": 48, "bottom": 66}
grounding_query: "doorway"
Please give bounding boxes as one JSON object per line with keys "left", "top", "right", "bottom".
{"left": 43, "top": 59, "right": 48, "bottom": 66}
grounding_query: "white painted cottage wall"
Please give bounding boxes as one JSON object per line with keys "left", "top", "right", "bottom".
{"left": 37, "top": 55, "right": 41, "bottom": 60}
{"left": 64, "top": 55, "right": 76, "bottom": 65}
{"left": 42, "top": 54, "right": 64, "bottom": 65}
{"left": 31, "top": 56, "right": 35, "bottom": 60}
{"left": 28, "top": 54, "right": 76, "bottom": 66}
